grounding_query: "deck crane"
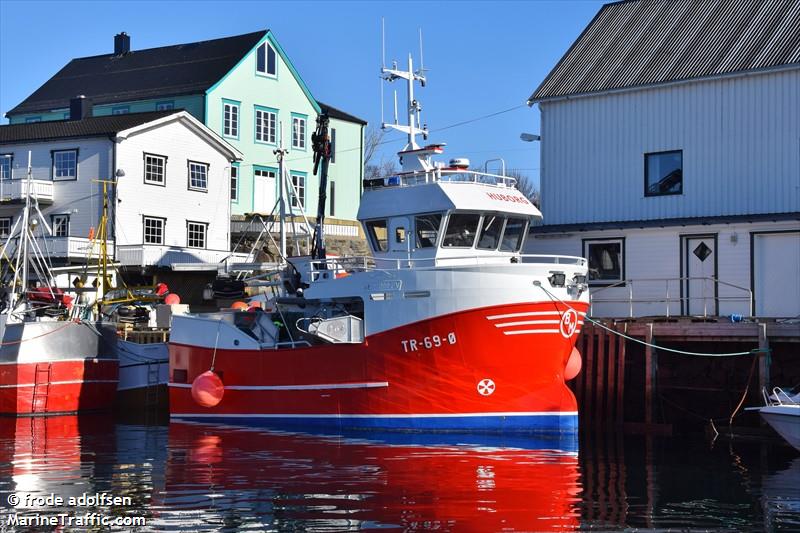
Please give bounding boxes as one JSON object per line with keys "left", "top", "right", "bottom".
{"left": 310, "top": 112, "right": 331, "bottom": 264}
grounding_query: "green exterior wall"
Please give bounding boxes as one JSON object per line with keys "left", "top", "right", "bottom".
{"left": 327, "top": 117, "right": 364, "bottom": 219}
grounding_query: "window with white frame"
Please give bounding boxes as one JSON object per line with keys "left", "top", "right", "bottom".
{"left": 0, "top": 217, "right": 12, "bottom": 238}
{"left": 223, "top": 101, "right": 239, "bottom": 138}
{"left": 0, "top": 154, "right": 12, "bottom": 180}
{"left": 188, "top": 161, "right": 209, "bottom": 191}
{"left": 583, "top": 238, "right": 625, "bottom": 285}
{"left": 143, "top": 153, "right": 166, "bottom": 185}
{"left": 143, "top": 216, "right": 165, "bottom": 245}
{"left": 51, "top": 214, "right": 70, "bottom": 237}
{"left": 156, "top": 101, "right": 174, "bottom": 111}
{"left": 52, "top": 149, "right": 78, "bottom": 180}
{"left": 256, "top": 42, "right": 277, "bottom": 76}
{"left": 230, "top": 166, "right": 239, "bottom": 201}
{"left": 254, "top": 168, "right": 276, "bottom": 180}
{"left": 290, "top": 173, "right": 305, "bottom": 208}
{"left": 186, "top": 221, "right": 207, "bottom": 248}
{"left": 292, "top": 116, "right": 306, "bottom": 149}
{"left": 255, "top": 108, "right": 277, "bottom": 144}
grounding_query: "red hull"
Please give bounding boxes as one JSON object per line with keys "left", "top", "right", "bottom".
{"left": 0, "top": 359, "right": 118, "bottom": 415}
{"left": 170, "top": 301, "right": 588, "bottom": 431}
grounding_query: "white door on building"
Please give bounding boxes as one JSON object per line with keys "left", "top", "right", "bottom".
{"left": 754, "top": 232, "right": 800, "bottom": 318}
{"left": 253, "top": 169, "right": 276, "bottom": 214}
{"left": 683, "top": 235, "right": 717, "bottom": 316}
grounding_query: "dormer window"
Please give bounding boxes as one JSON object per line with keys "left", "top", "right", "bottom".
{"left": 257, "top": 42, "right": 277, "bottom": 77}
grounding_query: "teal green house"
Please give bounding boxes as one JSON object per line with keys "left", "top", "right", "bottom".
{"left": 5, "top": 31, "right": 366, "bottom": 227}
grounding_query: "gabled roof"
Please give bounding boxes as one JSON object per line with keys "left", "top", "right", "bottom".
{"left": 318, "top": 102, "right": 368, "bottom": 126}
{"left": 6, "top": 31, "right": 267, "bottom": 116}
{"left": 0, "top": 110, "right": 177, "bottom": 143}
{"left": 530, "top": 0, "right": 800, "bottom": 103}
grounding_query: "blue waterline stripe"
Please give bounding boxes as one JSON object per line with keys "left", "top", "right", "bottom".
{"left": 170, "top": 413, "right": 578, "bottom": 433}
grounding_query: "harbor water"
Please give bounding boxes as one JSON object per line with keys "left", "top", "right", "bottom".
{"left": 1, "top": 416, "right": 798, "bottom": 531}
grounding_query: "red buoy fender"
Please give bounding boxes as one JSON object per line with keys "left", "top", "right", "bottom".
{"left": 564, "top": 347, "right": 582, "bottom": 381}
{"left": 191, "top": 371, "right": 225, "bottom": 408}
{"left": 164, "top": 293, "right": 181, "bottom": 305}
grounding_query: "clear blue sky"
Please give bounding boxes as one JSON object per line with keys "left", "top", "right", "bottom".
{"left": 0, "top": 0, "right": 605, "bottom": 187}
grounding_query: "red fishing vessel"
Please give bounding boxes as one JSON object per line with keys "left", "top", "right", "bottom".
{"left": 169, "top": 50, "right": 589, "bottom": 433}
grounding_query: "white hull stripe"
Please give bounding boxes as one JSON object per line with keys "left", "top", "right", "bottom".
{"left": 503, "top": 329, "right": 559, "bottom": 335}
{"left": 169, "top": 381, "right": 390, "bottom": 391}
{"left": 171, "top": 411, "right": 578, "bottom": 419}
{"left": 495, "top": 319, "right": 560, "bottom": 327}
{"left": 486, "top": 310, "right": 587, "bottom": 321}
{"left": 0, "top": 379, "right": 118, "bottom": 389}
{"left": 0, "top": 358, "right": 117, "bottom": 366}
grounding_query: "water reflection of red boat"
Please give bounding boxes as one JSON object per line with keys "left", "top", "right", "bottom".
{"left": 163, "top": 422, "right": 581, "bottom": 531}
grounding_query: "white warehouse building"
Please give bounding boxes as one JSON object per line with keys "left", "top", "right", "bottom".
{"left": 526, "top": 0, "right": 800, "bottom": 319}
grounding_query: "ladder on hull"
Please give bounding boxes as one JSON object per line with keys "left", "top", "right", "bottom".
{"left": 31, "top": 363, "right": 51, "bottom": 414}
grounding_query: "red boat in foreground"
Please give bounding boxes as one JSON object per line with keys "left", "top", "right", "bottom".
{"left": 169, "top": 50, "right": 589, "bottom": 433}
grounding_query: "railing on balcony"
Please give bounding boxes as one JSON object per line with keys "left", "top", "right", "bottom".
{"left": 3, "top": 236, "right": 108, "bottom": 259}
{"left": 0, "top": 179, "right": 54, "bottom": 203}
{"left": 116, "top": 245, "right": 244, "bottom": 269}
{"left": 589, "top": 277, "right": 753, "bottom": 319}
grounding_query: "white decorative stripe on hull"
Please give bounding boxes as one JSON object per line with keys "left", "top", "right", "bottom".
{"left": 0, "top": 358, "right": 114, "bottom": 366}
{"left": 495, "top": 319, "right": 561, "bottom": 327}
{"left": 168, "top": 381, "right": 390, "bottom": 391}
{"left": 503, "top": 329, "right": 559, "bottom": 335}
{"left": 0, "top": 379, "right": 118, "bottom": 389}
{"left": 485, "top": 310, "right": 587, "bottom": 320}
{"left": 171, "top": 411, "right": 579, "bottom": 419}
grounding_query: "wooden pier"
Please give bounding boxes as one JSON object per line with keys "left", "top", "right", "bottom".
{"left": 572, "top": 318, "right": 800, "bottom": 432}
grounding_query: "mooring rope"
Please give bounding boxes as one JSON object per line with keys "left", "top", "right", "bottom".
{"left": 535, "top": 283, "right": 768, "bottom": 357}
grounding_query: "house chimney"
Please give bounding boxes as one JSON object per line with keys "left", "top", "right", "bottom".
{"left": 114, "top": 32, "right": 130, "bottom": 55}
{"left": 69, "top": 95, "right": 92, "bottom": 121}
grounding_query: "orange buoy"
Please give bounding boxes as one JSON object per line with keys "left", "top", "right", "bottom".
{"left": 191, "top": 370, "right": 224, "bottom": 408}
{"left": 164, "top": 293, "right": 181, "bottom": 305}
{"left": 564, "top": 347, "right": 582, "bottom": 381}
{"left": 231, "top": 301, "right": 248, "bottom": 311}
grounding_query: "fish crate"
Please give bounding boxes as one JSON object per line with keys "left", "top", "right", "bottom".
{"left": 119, "top": 327, "right": 170, "bottom": 344}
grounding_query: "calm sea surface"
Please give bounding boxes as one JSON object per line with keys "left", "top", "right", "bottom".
{"left": 1, "top": 415, "right": 798, "bottom": 532}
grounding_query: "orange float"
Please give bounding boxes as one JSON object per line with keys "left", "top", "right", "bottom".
{"left": 191, "top": 371, "right": 225, "bottom": 408}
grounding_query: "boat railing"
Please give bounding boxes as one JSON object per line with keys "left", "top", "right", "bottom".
{"left": 305, "top": 253, "right": 586, "bottom": 280}
{"left": 589, "top": 277, "right": 753, "bottom": 318}
{"left": 763, "top": 386, "right": 800, "bottom": 407}
{"left": 366, "top": 168, "right": 518, "bottom": 190}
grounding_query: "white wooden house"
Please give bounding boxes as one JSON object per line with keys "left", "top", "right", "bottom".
{"left": 0, "top": 104, "right": 243, "bottom": 283}
{"left": 526, "top": 0, "right": 800, "bottom": 318}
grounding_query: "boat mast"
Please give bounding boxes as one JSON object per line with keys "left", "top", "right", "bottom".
{"left": 381, "top": 54, "right": 428, "bottom": 152}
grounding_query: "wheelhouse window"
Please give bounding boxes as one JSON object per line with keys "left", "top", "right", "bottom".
{"left": 143, "top": 153, "right": 166, "bottom": 185}
{"left": 645, "top": 150, "right": 682, "bottom": 196}
{"left": 256, "top": 42, "right": 277, "bottom": 77}
{"left": 143, "top": 216, "right": 165, "bottom": 245}
{"left": 230, "top": 165, "right": 239, "bottom": 201}
{"left": 255, "top": 107, "right": 277, "bottom": 144}
{"left": 290, "top": 173, "right": 305, "bottom": 208}
{"left": 187, "top": 221, "right": 207, "bottom": 249}
{"left": 0, "top": 154, "right": 12, "bottom": 180}
{"left": 223, "top": 100, "right": 239, "bottom": 138}
{"left": 415, "top": 214, "right": 442, "bottom": 248}
{"left": 51, "top": 214, "right": 70, "bottom": 237}
{"left": 292, "top": 115, "right": 306, "bottom": 150}
{"left": 442, "top": 213, "right": 481, "bottom": 248}
{"left": 52, "top": 149, "right": 78, "bottom": 181}
{"left": 499, "top": 217, "right": 528, "bottom": 252}
{"left": 0, "top": 217, "right": 12, "bottom": 238}
{"left": 584, "top": 238, "right": 624, "bottom": 285}
{"left": 477, "top": 215, "right": 505, "bottom": 250}
{"left": 188, "top": 161, "right": 209, "bottom": 191}
{"left": 366, "top": 219, "right": 388, "bottom": 252}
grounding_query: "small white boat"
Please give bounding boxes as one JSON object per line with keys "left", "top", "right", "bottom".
{"left": 760, "top": 388, "right": 800, "bottom": 451}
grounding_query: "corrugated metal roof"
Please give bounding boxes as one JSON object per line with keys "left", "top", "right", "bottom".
{"left": 6, "top": 31, "right": 266, "bottom": 116}
{"left": 530, "top": 0, "right": 800, "bottom": 102}
{"left": 0, "top": 110, "right": 177, "bottom": 143}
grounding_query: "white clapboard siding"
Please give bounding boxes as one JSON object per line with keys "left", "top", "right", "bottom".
{"left": 115, "top": 119, "right": 232, "bottom": 253}
{"left": 538, "top": 68, "right": 800, "bottom": 226}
